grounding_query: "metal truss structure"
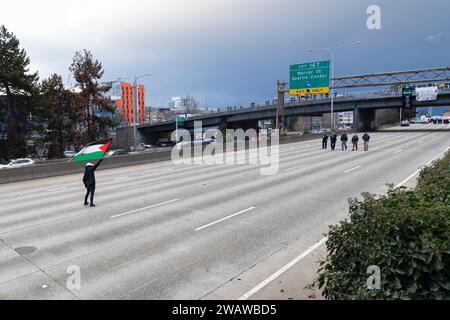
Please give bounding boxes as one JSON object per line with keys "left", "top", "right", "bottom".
{"left": 332, "top": 67, "right": 450, "bottom": 89}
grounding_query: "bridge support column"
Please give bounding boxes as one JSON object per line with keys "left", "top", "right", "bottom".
{"left": 218, "top": 118, "right": 228, "bottom": 142}
{"left": 276, "top": 81, "right": 288, "bottom": 133}
{"left": 375, "top": 108, "right": 400, "bottom": 128}
{"left": 354, "top": 108, "right": 376, "bottom": 132}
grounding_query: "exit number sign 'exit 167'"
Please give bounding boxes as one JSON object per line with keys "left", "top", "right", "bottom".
{"left": 289, "top": 60, "right": 330, "bottom": 95}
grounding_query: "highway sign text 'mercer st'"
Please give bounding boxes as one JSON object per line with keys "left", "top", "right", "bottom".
{"left": 289, "top": 60, "right": 330, "bottom": 95}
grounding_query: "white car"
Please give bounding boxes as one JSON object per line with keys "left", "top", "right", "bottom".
{"left": 0, "top": 158, "right": 36, "bottom": 170}
{"left": 64, "top": 151, "right": 77, "bottom": 158}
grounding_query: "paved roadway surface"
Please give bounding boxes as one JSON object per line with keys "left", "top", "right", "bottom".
{"left": 0, "top": 124, "right": 449, "bottom": 300}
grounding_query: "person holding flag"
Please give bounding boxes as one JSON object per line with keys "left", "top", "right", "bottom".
{"left": 73, "top": 139, "right": 113, "bottom": 207}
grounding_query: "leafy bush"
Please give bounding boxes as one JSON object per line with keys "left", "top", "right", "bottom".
{"left": 416, "top": 151, "right": 450, "bottom": 207}
{"left": 316, "top": 151, "right": 450, "bottom": 300}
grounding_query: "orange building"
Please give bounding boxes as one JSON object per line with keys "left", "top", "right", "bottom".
{"left": 113, "top": 82, "right": 146, "bottom": 125}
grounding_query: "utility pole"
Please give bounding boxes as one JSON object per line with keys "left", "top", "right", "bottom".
{"left": 133, "top": 77, "right": 138, "bottom": 149}
{"left": 133, "top": 74, "right": 152, "bottom": 149}
{"left": 202, "top": 92, "right": 208, "bottom": 112}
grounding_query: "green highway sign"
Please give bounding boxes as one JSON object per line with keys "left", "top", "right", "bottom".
{"left": 176, "top": 115, "right": 185, "bottom": 125}
{"left": 402, "top": 87, "right": 415, "bottom": 108}
{"left": 402, "top": 87, "right": 415, "bottom": 96}
{"left": 289, "top": 60, "right": 330, "bottom": 95}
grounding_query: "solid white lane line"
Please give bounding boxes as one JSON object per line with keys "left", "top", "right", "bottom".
{"left": 393, "top": 149, "right": 403, "bottom": 154}
{"left": 344, "top": 165, "right": 362, "bottom": 174}
{"left": 395, "top": 147, "right": 450, "bottom": 188}
{"left": 239, "top": 146, "right": 449, "bottom": 301}
{"left": 47, "top": 187, "right": 67, "bottom": 192}
{"left": 285, "top": 163, "right": 309, "bottom": 172}
{"left": 111, "top": 199, "right": 179, "bottom": 219}
{"left": 195, "top": 207, "right": 256, "bottom": 231}
{"left": 238, "top": 237, "right": 328, "bottom": 300}
{"left": 395, "top": 169, "right": 422, "bottom": 189}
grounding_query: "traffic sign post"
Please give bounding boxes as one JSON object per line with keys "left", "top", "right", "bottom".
{"left": 175, "top": 115, "right": 185, "bottom": 142}
{"left": 402, "top": 87, "right": 414, "bottom": 108}
{"left": 289, "top": 61, "right": 331, "bottom": 95}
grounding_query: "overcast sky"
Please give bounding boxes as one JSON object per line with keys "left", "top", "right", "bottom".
{"left": 1, "top": 0, "right": 449, "bottom": 107}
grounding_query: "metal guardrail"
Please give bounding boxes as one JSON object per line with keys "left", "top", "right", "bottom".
{"left": 184, "top": 90, "right": 403, "bottom": 119}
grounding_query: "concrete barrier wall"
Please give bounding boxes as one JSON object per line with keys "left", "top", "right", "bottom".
{"left": 0, "top": 132, "right": 350, "bottom": 185}
{"left": 0, "top": 151, "right": 173, "bottom": 185}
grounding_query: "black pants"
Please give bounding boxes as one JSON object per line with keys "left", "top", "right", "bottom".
{"left": 331, "top": 141, "right": 336, "bottom": 150}
{"left": 85, "top": 185, "right": 95, "bottom": 205}
{"left": 322, "top": 141, "right": 328, "bottom": 149}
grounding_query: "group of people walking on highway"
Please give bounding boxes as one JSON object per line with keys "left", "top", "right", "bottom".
{"left": 322, "top": 132, "right": 371, "bottom": 152}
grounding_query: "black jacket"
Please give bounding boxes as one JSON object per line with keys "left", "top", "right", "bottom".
{"left": 330, "top": 134, "right": 337, "bottom": 142}
{"left": 352, "top": 135, "right": 359, "bottom": 143}
{"left": 83, "top": 159, "right": 102, "bottom": 187}
{"left": 341, "top": 134, "right": 348, "bottom": 142}
{"left": 322, "top": 135, "right": 329, "bottom": 142}
{"left": 362, "top": 133, "right": 371, "bottom": 142}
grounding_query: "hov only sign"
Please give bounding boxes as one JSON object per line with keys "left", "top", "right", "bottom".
{"left": 289, "top": 60, "right": 330, "bottom": 95}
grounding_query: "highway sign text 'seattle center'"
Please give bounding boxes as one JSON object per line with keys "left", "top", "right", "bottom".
{"left": 289, "top": 60, "right": 330, "bottom": 95}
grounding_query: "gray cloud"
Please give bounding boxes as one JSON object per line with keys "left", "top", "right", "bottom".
{"left": 1, "top": 0, "right": 449, "bottom": 107}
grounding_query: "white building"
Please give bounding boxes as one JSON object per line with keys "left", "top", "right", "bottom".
{"left": 338, "top": 112, "right": 354, "bottom": 125}
{"left": 167, "top": 97, "right": 183, "bottom": 110}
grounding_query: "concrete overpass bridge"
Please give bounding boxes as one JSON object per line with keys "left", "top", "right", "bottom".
{"left": 130, "top": 90, "right": 450, "bottom": 143}
{"left": 117, "top": 67, "right": 450, "bottom": 145}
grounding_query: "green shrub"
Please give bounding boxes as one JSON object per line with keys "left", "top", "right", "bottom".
{"left": 416, "top": 151, "right": 450, "bottom": 207}
{"left": 316, "top": 151, "right": 450, "bottom": 300}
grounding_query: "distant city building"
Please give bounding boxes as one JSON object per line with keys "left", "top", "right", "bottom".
{"left": 167, "top": 97, "right": 183, "bottom": 110}
{"left": 338, "top": 112, "right": 354, "bottom": 125}
{"left": 148, "top": 107, "right": 174, "bottom": 124}
{"left": 110, "top": 82, "right": 146, "bottom": 125}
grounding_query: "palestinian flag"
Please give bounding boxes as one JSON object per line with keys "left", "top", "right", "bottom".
{"left": 73, "top": 139, "right": 113, "bottom": 162}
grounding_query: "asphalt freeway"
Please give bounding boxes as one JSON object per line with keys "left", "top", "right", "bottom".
{"left": 0, "top": 123, "right": 449, "bottom": 299}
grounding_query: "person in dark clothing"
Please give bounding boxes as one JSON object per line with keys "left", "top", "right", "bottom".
{"left": 83, "top": 159, "right": 103, "bottom": 207}
{"left": 362, "top": 133, "right": 371, "bottom": 151}
{"left": 330, "top": 132, "right": 337, "bottom": 150}
{"left": 341, "top": 132, "right": 348, "bottom": 151}
{"left": 351, "top": 134, "right": 359, "bottom": 151}
{"left": 322, "top": 134, "right": 329, "bottom": 150}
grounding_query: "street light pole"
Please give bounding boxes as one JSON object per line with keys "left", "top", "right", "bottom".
{"left": 307, "top": 41, "right": 363, "bottom": 131}
{"left": 133, "top": 73, "right": 152, "bottom": 149}
{"left": 176, "top": 116, "right": 178, "bottom": 142}
{"left": 202, "top": 92, "right": 208, "bottom": 112}
{"left": 329, "top": 49, "right": 336, "bottom": 130}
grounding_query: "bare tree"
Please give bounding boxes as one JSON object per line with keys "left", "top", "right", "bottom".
{"left": 182, "top": 94, "right": 200, "bottom": 115}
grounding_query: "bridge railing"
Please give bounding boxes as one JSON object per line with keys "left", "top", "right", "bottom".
{"left": 217, "top": 90, "right": 401, "bottom": 113}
